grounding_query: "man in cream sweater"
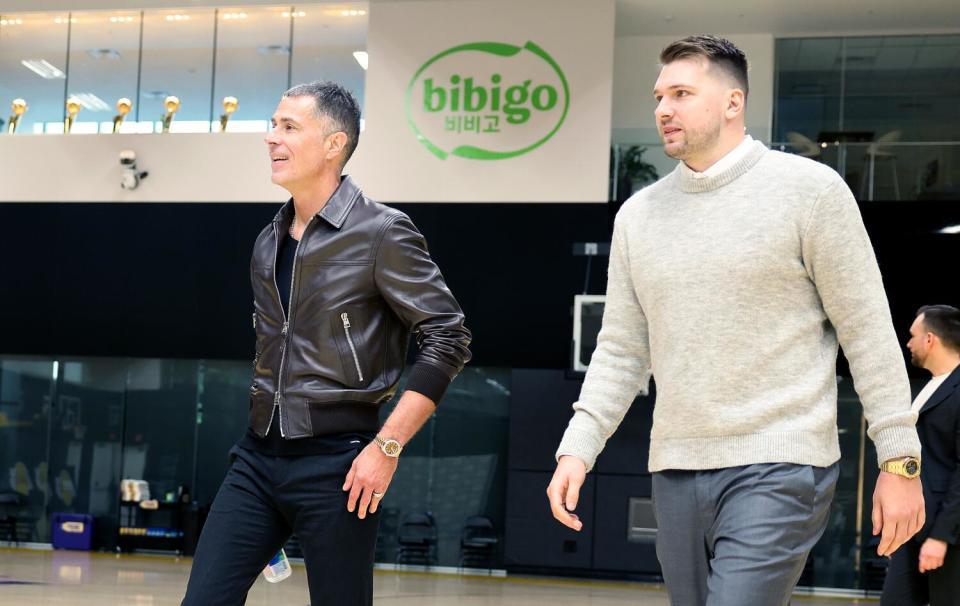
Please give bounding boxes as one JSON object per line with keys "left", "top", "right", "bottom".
{"left": 547, "top": 35, "right": 925, "bottom": 605}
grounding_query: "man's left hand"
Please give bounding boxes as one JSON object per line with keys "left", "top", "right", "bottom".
{"left": 872, "top": 471, "right": 925, "bottom": 557}
{"left": 343, "top": 442, "right": 399, "bottom": 519}
{"left": 918, "top": 538, "right": 947, "bottom": 573}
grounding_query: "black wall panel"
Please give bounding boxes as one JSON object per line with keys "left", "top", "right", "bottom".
{"left": 504, "top": 470, "right": 595, "bottom": 569}
{"left": 0, "top": 202, "right": 612, "bottom": 367}
{"left": 593, "top": 474, "right": 660, "bottom": 575}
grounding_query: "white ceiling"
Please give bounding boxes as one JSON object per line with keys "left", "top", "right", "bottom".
{"left": 2, "top": 0, "right": 959, "bottom": 37}
{"left": 614, "top": 0, "right": 960, "bottom": 37}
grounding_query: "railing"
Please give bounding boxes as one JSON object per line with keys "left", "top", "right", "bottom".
{"left": 612, "top": 141, "right": 960, "bottom": 202}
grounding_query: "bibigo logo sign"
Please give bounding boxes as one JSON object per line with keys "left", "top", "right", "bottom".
{"left": 405, "top": 41, "right": 569, "bottom": 161}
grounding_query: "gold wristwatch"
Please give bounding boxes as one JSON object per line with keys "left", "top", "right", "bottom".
{"left": 374, "top": 435, "right": 403, "bottom": 458}
{"left": 880, "top": 456, "right": 921, "bottom": 479}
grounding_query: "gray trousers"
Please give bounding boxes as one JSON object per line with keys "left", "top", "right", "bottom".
{"left": 652, "top": 463, "right": 839, "bottom": 606}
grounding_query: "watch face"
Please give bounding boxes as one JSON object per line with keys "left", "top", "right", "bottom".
{"left": 905, "top": 460, "right": 919, "bottom": 475}
{"left": 384, "top": 440, "right": 401, "bottom": 456}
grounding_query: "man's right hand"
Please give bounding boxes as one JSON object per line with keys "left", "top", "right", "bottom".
{"left": 547, "top": 455, "right": 587, "bottom": 531}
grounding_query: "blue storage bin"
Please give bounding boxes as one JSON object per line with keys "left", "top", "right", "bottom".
{"left": 52, "top": 513, "right": 94, "bottom": 550}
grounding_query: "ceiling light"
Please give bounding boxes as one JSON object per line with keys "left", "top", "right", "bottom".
{"left": 53, "top": 17, "right": 77, "bottom": 24}
{"left": 70, "top": 92, "right": 111, "bottom": 112}
{"left": 938, "top": 225, "right": 960, "bottom": 235}
{"left": 21, "top": 59, "right": 66, "bottom": 80}
{"left": 224, "top": 12, "right": 247, "bottom": 20}
{"left": 87, "top": 48, "right": 122, "bottom": 60}
{"left": 282, "top": 11, "right": 306, "bottom": 18}
{"left": 141, "top": 90, "right": 171, "bottom": 100}
{"left": 110, "top": 16, "right": 135, "bottom": 23}
{"left": 257, "top": 44, "right": 291, "bottom": 56}
{"left": 165, "top": 14, "right": 190, "bottom": 22}
{"left": 353, "top": 51, "right": 368, "bottom": 70}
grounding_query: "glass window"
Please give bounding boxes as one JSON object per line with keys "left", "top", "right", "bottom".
{"left": 63, "top": 10, "right": 142, "bottom": 134}
{"left": 773, "top": 37, "right": 843, "bottom": 149}
{"left": 122, "top": 359, "right": 199, "bottom": 504}
{"left": 774, "top": 34, "right": 960, "bottom": 200}
{"left": 212, "top": 6, "right": 291, "bottom": 133}
{"left": 289, "top": 3, "right": 368, "bottom": 115}
{"left": 194, "top": 360, "right": 251, "bottom": 505}
{"left": 0, "top": 13, "right": 69, "bottom": 135}
{"left": 0, "top": 357, "right": 56, "bottom": 542}
{"left": 375, "top": 367, "right": 509, "bottom": 568}
{"left": 50, "top": 358, "right": 126, "bottom": 547}
{"left": 138, "top": 9, "right": 216, "bottom": 133}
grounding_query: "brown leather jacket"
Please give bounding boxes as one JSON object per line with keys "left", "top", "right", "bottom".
{"left": 248, "top": 176, "right": 471, "bottom": 439}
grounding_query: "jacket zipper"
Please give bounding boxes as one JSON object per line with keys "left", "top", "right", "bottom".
{"left": 341, "top": 312, "right": 364, "bottom": 383}
{"left": 264, "top": 216, "right": 310, "bottom": 438}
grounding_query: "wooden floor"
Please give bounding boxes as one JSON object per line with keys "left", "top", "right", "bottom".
{"left": 0, "top": 548, "right": 878, "bottom": 605}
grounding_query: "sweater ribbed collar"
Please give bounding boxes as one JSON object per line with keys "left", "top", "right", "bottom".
{"left": 674, "top": 140, "right": 768, "bottom": 193}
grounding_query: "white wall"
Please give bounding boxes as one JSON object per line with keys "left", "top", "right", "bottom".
{"left": 0, "top": 133, "right": 286, "bottom": 202}
{"left": 352, "top": 0, "right": 615, "bottom": 202}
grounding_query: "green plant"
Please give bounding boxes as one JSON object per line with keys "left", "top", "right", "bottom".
{"left": 618, "top": 145, "right": 658, "bottom": 185}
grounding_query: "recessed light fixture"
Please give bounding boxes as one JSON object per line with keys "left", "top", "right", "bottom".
{"left": 1, "top": 18, "right": 24, "bottom": 25}
{"left": 223, "top": 12, "right": 247, "bottom": 20}
{"left": 87, "top": 48, "right": 122, "bottom": 60}
{"left": 257, "top": 44, "right": 291, "bottom": 56}
{"left": 353, "top": 51, "right": 368, "bottom": 70}
{"left": 142, "top": 90, "right": 171, "bottom": 100}
{"left": 341, "top": 10, "right": 365, "bottom": 16}
{"left": 109, "top": 16, "right": 135, "bottom": 23}
{"left": 21, "top": 59, "right": 66, "bottom": 80}
{"left": 282, "top": 11, "right": 307, "bottom": 18}
{"left": 70, "top": 92, "right": 111, "bottom": 112}
{"left": 938, "top": 225, "right": 960, "bottom": 235}
{"left": 165, "top": 14, "right": 191, "bottom": 22}
{"left": 53, "top": 17, "right": 77, "bottom": 24}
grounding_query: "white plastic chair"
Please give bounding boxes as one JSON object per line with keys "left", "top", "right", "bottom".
{"left": 861, "top": 130, "right": 901, "bottom": 200}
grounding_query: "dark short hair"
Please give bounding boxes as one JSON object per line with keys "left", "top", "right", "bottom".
{"left": 917, "top": 304, "right": 960, "bottom": 352}
{"left": 660, "top": 34, "right": 749, "bottom": 98}
{"left": 283, "top": 81, "right": 361, "bottom": 166}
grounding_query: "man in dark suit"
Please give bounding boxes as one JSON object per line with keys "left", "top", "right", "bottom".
{"left": 882, "top": 304, "right": 960, "bottom": 606}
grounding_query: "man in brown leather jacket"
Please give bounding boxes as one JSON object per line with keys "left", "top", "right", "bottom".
{"left": 181, "top": 81, "right": 471, "bottom": 606}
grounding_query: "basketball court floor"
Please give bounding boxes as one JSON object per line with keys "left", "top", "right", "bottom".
{"left": 0, "top": 547, "right": 879, "bottom": 605}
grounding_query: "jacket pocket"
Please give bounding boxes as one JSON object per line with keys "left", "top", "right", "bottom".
{"left": 333, "top": 310, "right": 366, "bottom": 387}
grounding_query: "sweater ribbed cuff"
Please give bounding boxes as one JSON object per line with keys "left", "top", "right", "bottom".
{"left": 555, "top": 426, "right": 604, "bottom": 473}
{"left": 872, "top": 424, "right": 922, "bottom": 468}
{"left": 405, "top": 362, "right": 453, "bottom": 405}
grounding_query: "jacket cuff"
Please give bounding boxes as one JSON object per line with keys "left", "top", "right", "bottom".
{"left": 872, "top": 424, "right": 922, "bottom": 467}
{"left": 929, "top": 517, "right": 960, "bottom": 545}
{"left": 405, "top": 363, "right": 453, "bottom": 405}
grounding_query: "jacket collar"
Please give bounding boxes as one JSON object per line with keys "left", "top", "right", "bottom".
{"left": 272, "top": 175, "right": 362, "bottom": 231}
{"left": 919, "top": 363, "right": 960, "bottom": 415}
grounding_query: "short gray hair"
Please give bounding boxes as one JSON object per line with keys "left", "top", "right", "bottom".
{"left": 283, "top": 81, "right": 361, "bottom": 165}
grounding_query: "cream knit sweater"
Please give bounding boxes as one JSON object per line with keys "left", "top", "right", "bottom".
{"left": 557, "top": 141, "right": 920, "bottom": 472}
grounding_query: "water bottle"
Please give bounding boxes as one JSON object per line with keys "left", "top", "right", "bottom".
{"left": 262, "top": 549, "right": 291, "bottom": 583}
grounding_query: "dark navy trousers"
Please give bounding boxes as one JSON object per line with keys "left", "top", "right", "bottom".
{"left": 181, "top": 445, "right": 380, "bottom": 606}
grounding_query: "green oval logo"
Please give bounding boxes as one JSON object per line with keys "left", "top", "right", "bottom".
{"left": 405, "top": 41, "right": 570, "bottom": 161}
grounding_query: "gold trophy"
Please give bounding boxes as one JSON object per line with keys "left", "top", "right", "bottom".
{"left": 64, "top": 97, "right": 82, "bottom": 133}
{"left": 161, "top": 95, "right": 180, "bottom": 133}
{"left": 7, "top": 99, "right": 28, "bottom": 134}
{"left": 220, "top": 96, "right": 238, "bottom": 132}
{"left": 113, "top": 98, "right": 132, "bottom": 133}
